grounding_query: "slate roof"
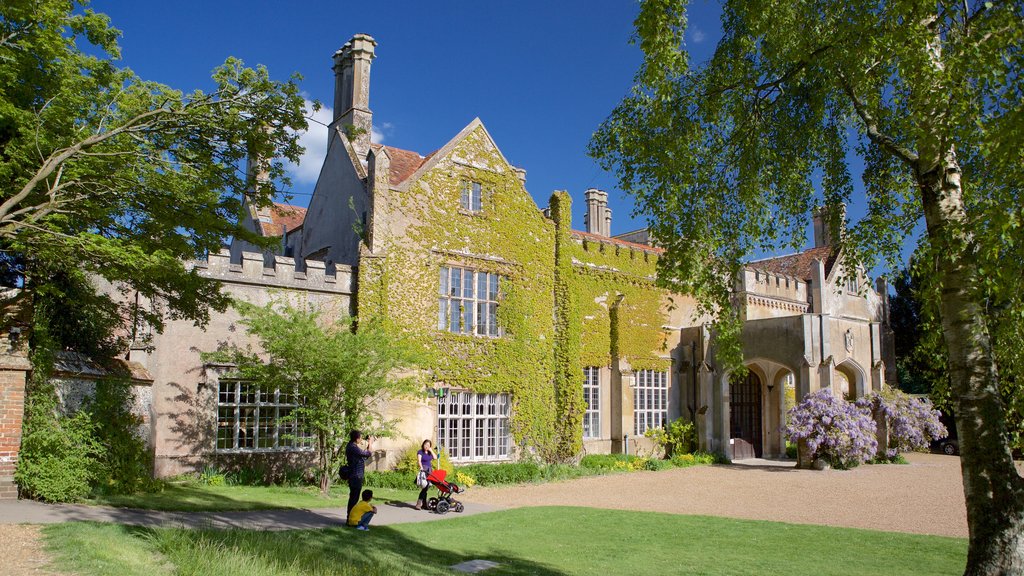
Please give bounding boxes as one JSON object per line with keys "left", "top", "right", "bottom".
{"left": 748, "top": 245, "right": 837, "bottom": 281}
{"left": 258, "top": 203, "right": 306, "bottom": 237}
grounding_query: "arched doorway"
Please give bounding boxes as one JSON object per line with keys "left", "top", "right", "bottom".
{"left": 835, "top": 361, "right": 866, "bottom": 400}
{"left": 730, "top": 371, "right": 763, "bottom": 459}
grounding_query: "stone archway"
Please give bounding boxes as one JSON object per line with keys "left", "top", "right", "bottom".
{"left": 835, "top": 360, "right": 867, "bottom": 401}
{"left": 729, "top": 371, "right": 763, "bottom": 459}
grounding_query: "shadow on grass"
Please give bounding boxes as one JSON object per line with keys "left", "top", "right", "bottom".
{"left": 54, "top": 521, "right": 564, "bottom": 576}
{"left": 91, "top": 484, "right": 286, "bottom": 512}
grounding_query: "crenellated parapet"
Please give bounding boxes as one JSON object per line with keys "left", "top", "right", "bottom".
{"left": 193, "top": 249, "right": 354, "bottom": 294}
{"left": 738, "top": 267, "right": 809, "bottom": 314}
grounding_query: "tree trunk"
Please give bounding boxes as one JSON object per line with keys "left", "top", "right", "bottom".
{"left": 919, "top": 154, "right": 1024, "bottom": 575}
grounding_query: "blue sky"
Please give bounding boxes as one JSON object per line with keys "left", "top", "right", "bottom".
{"left": 91, "top": 1, "right": 909, "bottom": 273}
{"left": 92, "top": 0, "right": 723, "bottom": 237}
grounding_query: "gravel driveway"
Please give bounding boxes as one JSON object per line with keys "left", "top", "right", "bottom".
{"left": 461, "top": 452, "right": 973, "bottom": 538}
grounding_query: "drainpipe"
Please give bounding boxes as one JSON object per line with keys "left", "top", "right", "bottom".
{"left": 623, "top": 434, "right": 629, "bottom": 456}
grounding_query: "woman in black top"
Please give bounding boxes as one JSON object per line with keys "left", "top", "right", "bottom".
{"left": 345, "top": 430, "right": 372, "bottom": 517}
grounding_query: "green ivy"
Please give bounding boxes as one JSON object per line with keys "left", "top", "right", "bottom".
{"left": 357, "top": 126, "right": 675, "bottom": 461}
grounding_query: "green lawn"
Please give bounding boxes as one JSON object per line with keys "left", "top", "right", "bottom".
{"left": 87, "top": 483, "right": 420, "bottom": 512}
{"left": 44, "top": 507, "right": 966, "bottom": 576}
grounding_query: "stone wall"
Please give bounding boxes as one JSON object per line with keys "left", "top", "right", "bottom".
{"left": 131, "top": 249, "right": 355, "bottom": 477}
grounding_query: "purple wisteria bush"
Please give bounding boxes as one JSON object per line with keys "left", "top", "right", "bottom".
{"left": 785, "top": 389, "right": 877, "bottom": 469}
{"left": 856, "top": 389, "right": 947, "bottom": 458}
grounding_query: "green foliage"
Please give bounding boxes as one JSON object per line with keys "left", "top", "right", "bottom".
{"left": 86, "top": 379, "right": 156, "bottom": 495}
{"left": 670, "top": 452, "right": 718, "bottom": 468}
{"left": 549, "top": 191, "right": 585, "bottom": 462}
{"left": 359, "top": 127, "right": 559, "bottom": 459}
{"left": 591, "top": 2, "right": 1023, "bottom": 566}
{"left": 868, "top": 454, "right": 909, "bottom": 465}
{"left": 16, "top": 343, "right": 103, "bottom": 502}
{"left": 356, "top": 126, "right": 677, "bottom": 463}
{"left": 435, "top": 447, "right": 455, "bottom": 475}
{"left": 644, "top": 418, "right": 697, "bottom": 457}
{"left": 205, "top": 300, "right": 422, "bottom": 494}
{"left": 197, "top": 466, "right": 227, "bottom": 487}
{"left": 0, "top": 0, "right": 308, "bottom": 334}
{"left": 363, "top": 470, "right": 417, "bottom": 490}
{"left": 785, "top": 442, "right": 798, "bottom": 459}
{"left": 455, "top": 462, "right": 543, "bottom": 486}
{"left": 393, "top": 447, "right": 422, "bottom": 475}
{"left": 17, "top": 307, "right": 154, "bottom": 501}
{"left": 579, "top": 453, "right": 632, "bottom": 470}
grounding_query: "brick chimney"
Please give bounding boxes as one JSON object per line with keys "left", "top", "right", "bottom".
{"left": 583, "top": 188, "right": 611, "bottom": 236}
{"left": 332, "top": 34, "right": 377, "bottom": 159}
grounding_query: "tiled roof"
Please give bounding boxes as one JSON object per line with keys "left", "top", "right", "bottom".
{"left": 748, "top": 245, "right": 837, "bottom": 281}
{"left": 371, "top": 144, "right": 433, "bottom": 186}
{"left": 53, "top": 351, "right": 154, "bottom": 383}
{"left": 571, "top": 230, "right": 665, "bottom": 254}
{"left": 258, "top": 203, "right": 306, "bottom": 236}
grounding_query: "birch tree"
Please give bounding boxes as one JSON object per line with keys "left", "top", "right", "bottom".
{"left": 590, "top": 1, "right": 1023, "bottom": 573}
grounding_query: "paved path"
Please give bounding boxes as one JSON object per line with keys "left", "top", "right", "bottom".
{"left": 0, "top": 498, "right": 501, "bottom": 530}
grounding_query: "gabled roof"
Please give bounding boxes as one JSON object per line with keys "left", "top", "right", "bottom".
{"left": 571, "top": 230, "right": 665, "bottom": 255}
{"left": 393, "top": 118, "right": 513, "bottom": 194}
{"left": 370, "top": 144, "right": 436, "bottom": 186}
{"left": 748, "top": 245, "right": 837, "bottom": 281}
{"left": 258, "top": 203, "right": 306, "bottom": 236}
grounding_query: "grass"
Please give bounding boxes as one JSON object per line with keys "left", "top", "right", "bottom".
{"left": 87, "top": 482, "right": 420, "bottom": 512}
{"left": 43, "top": 507, "right": 967, "bottom": 576}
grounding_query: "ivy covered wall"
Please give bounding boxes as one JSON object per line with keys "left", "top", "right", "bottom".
{"left": 355, "top": 121, "right": 678, "bottom": 461}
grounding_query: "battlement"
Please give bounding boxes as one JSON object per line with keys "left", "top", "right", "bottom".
{"left": 737, "top": 268, "right": 808, "bottom": 312}
{"left": 193, "top": 249, "right": 354, "bottom": 294}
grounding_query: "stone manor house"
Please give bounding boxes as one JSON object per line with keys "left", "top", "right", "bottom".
{"left": 0, "top": 34, "right": 896, "bottom": 488}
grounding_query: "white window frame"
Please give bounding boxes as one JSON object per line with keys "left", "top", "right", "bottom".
{"left": 438, "top": 266, "right": 502, "bottom": 337}
{"left": 437, "top": 391, "right": 511, "bottom": 462}
{"left": 633, "top": 369, "right": 668, "bottom": 435}
{"left": 216, "top": 379, "right": 314, "bottom": 452}
{"left": 461, "top": 180, "right": 483, "bottom": 212}
{"left": 583, "top": 367, "right": 601, "bottom": 439}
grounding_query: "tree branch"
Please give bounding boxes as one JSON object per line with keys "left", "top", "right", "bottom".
{"left": 839, "top": 74, "right": 920, "bottom": 167}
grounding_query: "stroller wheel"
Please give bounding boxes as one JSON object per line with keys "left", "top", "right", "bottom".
{"left": 453, "top": 502, "right": 464, "bottom": 513}
{"left": 427, "top": 497, "right": 438, "bottom": 510}
{"left": 435, "top": 500, "right": 451, "bottom": 514}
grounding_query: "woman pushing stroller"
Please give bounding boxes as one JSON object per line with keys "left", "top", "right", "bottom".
{"left": 414, "top": 439, "right": 435, "bottom": 510}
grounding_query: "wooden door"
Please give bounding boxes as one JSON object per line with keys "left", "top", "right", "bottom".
{"left": 730, "top": 372, "right": 763, "bottom": 459}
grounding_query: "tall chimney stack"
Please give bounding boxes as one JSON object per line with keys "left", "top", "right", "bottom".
{"left": 584, "top": 188, "right": 610, "bottom": 236}
{"left": 332, "top": 34, "right": 377, "bottom": 159}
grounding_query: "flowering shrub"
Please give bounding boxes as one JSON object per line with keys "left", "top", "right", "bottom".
{"left": 785, "top": 389, "right": 878, "bottom": 469}
{"left": 856, "top": 389, "right": 947, "bottom": 458}
{"left": 644, "top": 418, "right": 697, "bottom": 457}
{"left": 453, "top": 471, "right": 477, "bottom": 488}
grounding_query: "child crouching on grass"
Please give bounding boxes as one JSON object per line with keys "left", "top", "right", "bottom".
{"left": 348, "top": 489, "right": 377, "bottom": 531}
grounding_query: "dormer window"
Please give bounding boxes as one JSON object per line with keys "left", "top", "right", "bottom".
{"left": 461, "top": 181, "right": 483, "bottom": 212}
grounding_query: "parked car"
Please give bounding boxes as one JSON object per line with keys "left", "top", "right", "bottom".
{"left": 929, "top": 410, "right": 959, "bottom": 456}
{"left": 931, "top": 438, "right": 959, "bottom": 456}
